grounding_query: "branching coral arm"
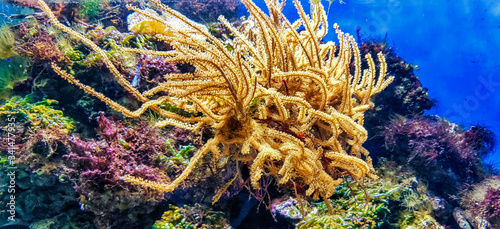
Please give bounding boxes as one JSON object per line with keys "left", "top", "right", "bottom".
{"left": 51, "top": 64, "right": 160, "bottom": 118}
{"left": 124, "top": 137, "right": 220, "bottom": 192}
{"left": 292, "top": 0, "right": 321, "bottom": 69}
{"left": 37, "top": 0, "right": 146, "bottom": 102}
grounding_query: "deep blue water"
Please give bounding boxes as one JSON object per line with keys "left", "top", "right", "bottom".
{"left": 0, "top": 1, "right": 33, "bottom": 25}
{"left": 255, "top": 0, "right": 500, "bottom": 165}
{"left": 330, "top": 0, "right": 500, "bottom": 165}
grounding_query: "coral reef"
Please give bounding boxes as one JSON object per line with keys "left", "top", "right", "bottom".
{"left": 0, "top": 0, "right": 496, "bottom": 228}
{"left": 0, "top": 95, "right": 73, "bottom": 172}
{"left": 59, "top": 112, "right": 229, "bottom": 228}
{"left": 358, "top": 41, "right": 435, "bottom": 166}
{"left": 344, "top": 37, "right": 496, "bottom": 229}
{"left": 378, "top": 114, "right": 498, "bottom": 228}
{"left": 0, "top": 95, "right": 92, "bottom": 227}
{"left": 38, "top": 0, "right": 394, "bottom": 208}
{"left": 0, "top": 166, "right": 94, "bottom": 228}
{"left": 359, "top": 40, "right": 435, "bottom": 163}
{"left": 15, "top": 19, "right": 177, "bottom": 134}
{"left": 1, "top": 108, "right": 179, "bottom": 228}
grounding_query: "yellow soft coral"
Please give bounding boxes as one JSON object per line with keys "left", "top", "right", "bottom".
{"left": 38, "top": 0, "right": 393, "bottom": 205}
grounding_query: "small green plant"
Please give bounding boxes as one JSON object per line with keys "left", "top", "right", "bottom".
{"left": 156, "top": 139, "right": 194, "bottom": 166}
{"left": 297, "top": 179, "right": 391, "bottom": 229}
{"left": 80, "top": 0, "right": 103, "bottom": 20}
{"left": 153, "top": 204, "right": 228, "bottom": 229}
{"left": 0, "top": 94, "right": 75, "bottom": 133}
{"left": 298, "top": 159, "right": 445, "bottom": 229}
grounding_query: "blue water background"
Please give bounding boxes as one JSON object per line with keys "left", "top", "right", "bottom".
{"left": 254, "top": 0, "right": 500, "bottom": 165}
{"left": 0, "top": 1, "right": 33, "bottom": 25}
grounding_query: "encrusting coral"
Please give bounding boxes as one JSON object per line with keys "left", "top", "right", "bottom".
{"left": 37, "top": 0, "right": 393, "bottom": 207}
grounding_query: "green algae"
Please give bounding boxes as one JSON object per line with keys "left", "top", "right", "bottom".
{"left": 153, "top": 204, "right": 229, "bottom": 229}
{"left": 0, "top": 94, "right": 75, "bottom": 133}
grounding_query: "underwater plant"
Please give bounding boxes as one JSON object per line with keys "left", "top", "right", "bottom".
{"left": 382, "top": 116, "right": 490, "bottom": 180}
{"left": 15, "top": 22, "right": 67, "bottom": 64}
{"left": 153, "top": 204, "right": 230, "bottom": 229}
{"left": 297, "top": 163, "right": 444, "bottom": 229}
{"left": 0, "top": 94, "right": 74, "bottom": 133}
{"left": 0, "top": 109, "right": 172, "bottom": 227}
{"left": 0, "top": 93, "right": 85, "bottom": 226}
{"left": 61, "top": 113, "right": 172, "bottom": 227}
{"left": 0, "top": 94, "right": 74, "bottom": 177}
{"left": 79, "top": 0, "right": 103, "bottom": 20}
{"left": 37, "top": 0, "right": 393, "bottom": 210}
{"left": 297, "top": 179, "right": 391, "bottom": 229}
{"left": 0, "top": 24, "right": 18, "bottom": 59}
{"left": 379, "top": 115, "right": 499, "bottom": 227}
{"left": 480, "top": 187, "right": 500, "bottom": 220}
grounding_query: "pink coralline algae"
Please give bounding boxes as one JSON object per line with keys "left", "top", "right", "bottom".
{"left": 133, "top": 54, "right": 180, "bottom": 91}
{"left": 480, "top": 187, "right": 500, "bottom": 219}
{"left": 62, "top": 113, "right": 171, "bottom": 226}
{"left": 15, "top": 23, "right": 67, "bottom": 64}
{"left": 382, "top": 116, "right": 495, "bottom": 198}
{"left": 383, "top": 116, "right": 494, "bottom": 166}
